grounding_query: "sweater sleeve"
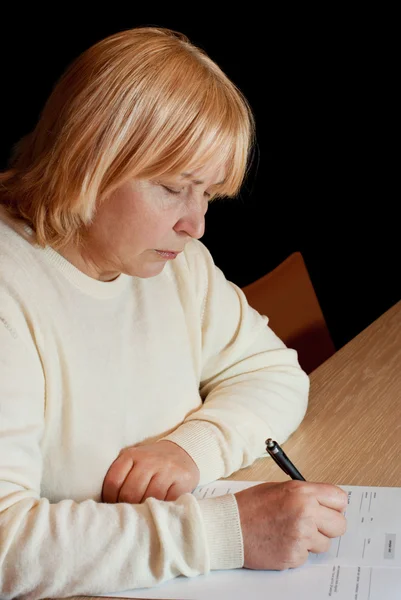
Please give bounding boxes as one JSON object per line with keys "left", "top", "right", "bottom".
{"left": 0, "top": 295, "right": 243, "bottom": 600}
{"left": 163, "top": 241, "right": 310, "bottom": 484}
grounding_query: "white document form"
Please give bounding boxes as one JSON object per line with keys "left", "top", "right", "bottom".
{"left": 106, "top": 565, "right": 401, "bottom": 599}
{"left": 104, "top": 480, "right": 401, "bottom": 599}
{"left": 195, "top": 481, "right": 401, "bottom": 568}
{"left": 310, "top": 485, "right": 401, "bottom": 568}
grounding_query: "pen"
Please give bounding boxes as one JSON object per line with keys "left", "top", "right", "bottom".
{"left": 265, "top": 438, "right": 306, "bottom": 481}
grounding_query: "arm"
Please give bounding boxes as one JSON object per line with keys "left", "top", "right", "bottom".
{"left": 0, "top": 297, "right": 242, "bottom": 600}
{"left": 163, "top": 241, "right": 310, "bottom": 484}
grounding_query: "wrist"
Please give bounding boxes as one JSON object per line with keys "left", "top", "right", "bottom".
{"left": 197, "top": 493, "right": 244, "bottom": 570}
{"left": 161, "top": 421, "right": 226, "bottom": 484}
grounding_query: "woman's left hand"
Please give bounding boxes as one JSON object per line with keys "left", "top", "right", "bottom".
{"left": 101, "top": 440, "right": 200, "bottom": 504}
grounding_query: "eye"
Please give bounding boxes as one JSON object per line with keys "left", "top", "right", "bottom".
{"left": 161, "top": 185, "right": 181, "bottom": 195}
{"left": 160, "top": 183, "right": 211, "bottom": 199}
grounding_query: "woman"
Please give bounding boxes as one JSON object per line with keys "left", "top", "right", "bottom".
{"left": 0, "top": 26, "right": 346, "bottom": 599}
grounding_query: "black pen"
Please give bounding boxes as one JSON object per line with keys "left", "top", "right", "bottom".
{"left": 265, "top": 438, "right": 306, "bottom": 481}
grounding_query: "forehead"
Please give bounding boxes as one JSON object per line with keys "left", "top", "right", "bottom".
{"left": 179, "top": 163, "right": 226, "bottom": 185}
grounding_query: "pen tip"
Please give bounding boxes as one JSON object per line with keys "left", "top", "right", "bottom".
{"left": 265, "top": 438, "right": 275, "bottom": 448}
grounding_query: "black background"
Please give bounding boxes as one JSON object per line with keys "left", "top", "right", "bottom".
{"left": 1, "top": 10, "right": 399, "bottom": 350}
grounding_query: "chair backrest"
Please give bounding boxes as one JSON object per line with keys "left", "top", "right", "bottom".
{"left": 241, "top": 251, "right": 335, "bottom": 374}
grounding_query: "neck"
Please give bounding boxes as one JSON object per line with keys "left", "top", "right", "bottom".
{"left": 56, "top": 242, "right": 120, "bottom": 282}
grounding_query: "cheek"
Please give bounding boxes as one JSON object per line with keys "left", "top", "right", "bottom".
{"left": 121, "top": 211, "right": 175, "bottom": 250}
{"left": 99, "top": 188, "right": 179, "bottom": 252}
{"left": 140, "top": 205, "right": 178, "bottom": 235}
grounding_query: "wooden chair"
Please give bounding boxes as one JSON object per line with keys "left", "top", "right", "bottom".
{"left": 241, "top": 252, "right": 336, "bottom": 374}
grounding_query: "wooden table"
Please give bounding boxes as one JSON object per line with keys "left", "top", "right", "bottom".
{"left": 57, "top": 298, "right": 401, "bottom": 600}
{"left": 228, "top": 297, "right": 401, "bottom": 487}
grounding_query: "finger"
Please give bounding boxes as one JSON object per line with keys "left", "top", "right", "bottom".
{"left": 307, "top": 483, "right": 348, "bottom": 512}
{"left": 102, "top": 454, "right": 133, "bottom": 503}
{"left": 308, "top": 531, "right": 333, "bottom": 554}
{"left": 141, "top": 474, "right": 171, "bottom": 502}
{"left": 165, "top": 481, "right": 194, "bottom": 501}
{"left": 317, "top": 505, "right": 347, "bottom": 539}
{"left": 118, "top": 466, "right": 152, "bottom": 504}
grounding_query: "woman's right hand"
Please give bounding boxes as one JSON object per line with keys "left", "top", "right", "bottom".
{"left": 102, "top": 440, "right": 199, "bottom": 504}
{"left": 235, "top": 480, "right": 347, "bottom": 570}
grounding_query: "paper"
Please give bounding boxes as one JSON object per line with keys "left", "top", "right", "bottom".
{"left": 309, "top": 485, "right": 401, "bottom": 568}
{"left": 195, "top": 481, "right": 401, "bottom": 568}
{"left": 106, "top": 566, "right": 401, "bottom": 599}
{"left": 103, "top": 480, "right": 401, "bottom": 599}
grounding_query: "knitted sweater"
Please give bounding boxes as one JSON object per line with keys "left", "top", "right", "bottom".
{"left": 0, "top": 212, "right": 309, "bottom": 599}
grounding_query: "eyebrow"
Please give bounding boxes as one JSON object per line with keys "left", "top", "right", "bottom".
{"left": 181, "top": 172, "right": 226, "bottom": 186}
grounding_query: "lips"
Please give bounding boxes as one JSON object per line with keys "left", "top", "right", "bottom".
{"left": 155, "top": 250, "right": 181, "bottom": 259}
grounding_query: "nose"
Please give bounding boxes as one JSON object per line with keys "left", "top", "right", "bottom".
{"left": 174, "top": 196, "right": 208, "bottom": 240}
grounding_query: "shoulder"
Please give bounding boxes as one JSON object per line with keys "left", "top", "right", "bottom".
{"left": 0, "top": 213, "right": 32, "bottom": 283}
{"left": 161, "top": 239, "right": 219, "bottom": 316}
{"left": 0, "top": 212, "right": 43, "bottom": 336}
{"left": 178, "top": 238, "right": 214, "bottom": 268}
{"left": 169, "top": 239, "right": 217, "bottom": 293}
{"left": 178, "top": 238, "right": 223, "bottom": 282}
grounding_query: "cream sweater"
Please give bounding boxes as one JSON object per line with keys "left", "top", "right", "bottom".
{"left": 0, "top": 212, "right": 309, "bottom": 599}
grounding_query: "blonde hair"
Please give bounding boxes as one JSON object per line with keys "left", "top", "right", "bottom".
{"left": 0, "top": 27, "right": 255, "bottom": 248}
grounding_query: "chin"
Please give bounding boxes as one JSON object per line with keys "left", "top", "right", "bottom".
{"left": 128, "top": 262, "right": 167, "bottom": 279}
